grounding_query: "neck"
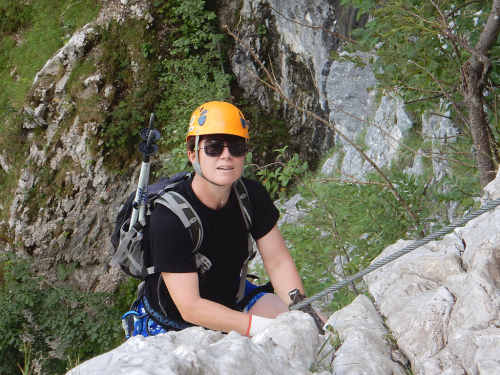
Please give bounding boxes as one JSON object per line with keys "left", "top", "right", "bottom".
{"left": 191, "top": 173, "right": 233, "bottom": 210}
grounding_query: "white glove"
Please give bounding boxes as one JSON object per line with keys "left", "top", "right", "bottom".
{"left": 247, "top": 315, "right": 274, "bottom": 336}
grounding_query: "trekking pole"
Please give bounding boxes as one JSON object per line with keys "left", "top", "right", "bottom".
{"left": 130, "top": 113, "right": 161, "bottom": 227}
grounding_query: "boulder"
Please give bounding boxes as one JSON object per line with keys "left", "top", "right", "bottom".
{"left": 325, "top": 295, "right": 406, "bottom": 375}
{"left": 67, "top": 312, "right": 332, "bottom": 375}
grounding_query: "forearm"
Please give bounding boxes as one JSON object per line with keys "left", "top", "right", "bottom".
{"left": 265, "top": 256, "right": 305, "bottom": 307}
{"left": 257, "top": 225, "right": 305, "bottom": 306}
{"left": 257, "top": 225, "right": 327, "bottom": 324}
{"left": 181, "top": 297, "right": 251, "bottom": 335}
{"left": 162, "top": 271, "right": 269, "bottom": 335}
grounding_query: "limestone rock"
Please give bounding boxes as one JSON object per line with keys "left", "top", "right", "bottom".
{"left": 5, "top": 1, "right": 156, "bottom": 292}
{"left": 481, "top": 167, "right": 500, "bottom": 204}
{"left": 325, "top": 295, "right": 406, "bottom": 375}
{"left": 67, "top": 312, "right": 331, "bottom": 375}
{"left": 0, "top": 152, "right": 10, "bottom": 172}
{"left": 231, "top": 0, "right": 339, "bottom": 161}
{"left": 363, "top": 177, "right": 500, "bottom": 374}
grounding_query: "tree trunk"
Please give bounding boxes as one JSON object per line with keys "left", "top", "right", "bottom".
{"left": 459, "top": 0, "right": 500, "bottom": 189}
{"left": 461, "top": 61, "right": 497, "bottom": 188}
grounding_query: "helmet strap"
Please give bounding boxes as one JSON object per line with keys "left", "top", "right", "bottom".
{"left": 193, "top": 135, "right": 224, "bottom": 187}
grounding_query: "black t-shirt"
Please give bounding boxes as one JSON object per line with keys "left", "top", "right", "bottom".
{"left": 144, "top": 175, "right": 280, "bottom": 325}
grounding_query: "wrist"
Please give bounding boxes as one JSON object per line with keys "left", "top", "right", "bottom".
{"left": 248, "top": 315, "right": 274, "bottom": 336}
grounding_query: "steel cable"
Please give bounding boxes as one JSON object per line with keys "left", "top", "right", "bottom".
{"left": 290, "top": 196, "right": 500, "bottom": 310}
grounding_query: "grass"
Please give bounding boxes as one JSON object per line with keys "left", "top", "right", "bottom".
{"left": 0, "top": 0, "right": 101, "bottom": 110}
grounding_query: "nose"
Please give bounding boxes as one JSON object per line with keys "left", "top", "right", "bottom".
{"left": 220, "top": 142, "right": 232, "bottom": 158}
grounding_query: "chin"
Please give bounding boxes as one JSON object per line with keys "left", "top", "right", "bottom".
{"left": 211, "top": 172, "right": 241, "bottom": 186}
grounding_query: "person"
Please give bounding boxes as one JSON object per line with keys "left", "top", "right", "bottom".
{"left": 137, "top": 101, "right": 322, "bottom": 337}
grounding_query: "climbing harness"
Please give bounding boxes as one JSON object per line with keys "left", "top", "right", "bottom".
{"left": 290, "top": 196, "right": 500, "bottom": 310}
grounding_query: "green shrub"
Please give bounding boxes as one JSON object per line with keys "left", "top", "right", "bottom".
{"left": 0, "top": 253, "right": 124, "bottom": 374}
{"left": 0, "top": 0, "right": 33, "bottom": 35}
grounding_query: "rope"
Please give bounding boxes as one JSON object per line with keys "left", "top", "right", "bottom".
{"left": 290, "top": 196, "right": 500, "bottom": 310}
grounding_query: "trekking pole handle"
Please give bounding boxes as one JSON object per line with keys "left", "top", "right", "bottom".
{"left": 138, "top": 113, "right": 160, "bottom": 160}
{"left": 144, "top": 113, "right": 155, "bottom": 154}
{"left": 131, "top": 113, "right": 161, "bottom": 227}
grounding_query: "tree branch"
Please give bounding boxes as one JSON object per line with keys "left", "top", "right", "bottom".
{"left": 430, "top": 0, "right": 495, "bottom": 88}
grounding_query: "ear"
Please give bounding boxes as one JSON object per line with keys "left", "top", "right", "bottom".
{"left": 187, "top": 149, "right": 196, "bottom": 164}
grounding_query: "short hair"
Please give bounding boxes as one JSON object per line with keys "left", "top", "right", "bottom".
{"left": 186, "top": 136, "right": 197, "bottom": 152}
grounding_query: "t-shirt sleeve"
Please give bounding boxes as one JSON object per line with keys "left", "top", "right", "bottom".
{"left": 149, "top": 204, "right": 198, "bottom": 273}
{"left": 243, "top": 178, "right": 280, "bottom": 240}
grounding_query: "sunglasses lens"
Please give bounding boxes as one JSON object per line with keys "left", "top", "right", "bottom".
{"left": 202, "top": 140, "right": 247, "bottom": 157}
{"left": 228, "top": 143, "right": 247, "bottom": 157}
{"left": 204, "top": 144, "right": 224, "bottom": 156}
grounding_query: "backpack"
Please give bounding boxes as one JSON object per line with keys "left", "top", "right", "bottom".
{"left": 109, "top": 171, "right": 256, "bottom": 302}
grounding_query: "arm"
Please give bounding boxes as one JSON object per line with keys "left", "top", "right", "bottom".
{"left": 256, "top": 224, "right": 304, "bottom": 306}
{"left": 162, "top": 271, "right": 252, "bottom": 335}
{"left": 257, "top": 225, "right": 327, "bottom": 324}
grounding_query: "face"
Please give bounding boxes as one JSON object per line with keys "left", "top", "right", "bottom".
{"left": 188, "top": 134, "right": 247, "bottom": 186}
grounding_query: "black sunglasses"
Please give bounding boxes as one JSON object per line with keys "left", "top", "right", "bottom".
{"left": 198, "top": 140, "right": 247, "bottom": 157}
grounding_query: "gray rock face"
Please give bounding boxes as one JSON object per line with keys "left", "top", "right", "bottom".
{"left": 67, "top": 312, "right": 333, "bottom": 375}
{"left": 421, "top": 111, "right": 460, "bottom": 181}
{"left": 339, "top": 95, "right": 413, "bottom": 179}
{"left": 9, "top": 114, "right": 137, "bottom": 291}
{"left": 230, "top": 0, "right": 341, "bottom": 160}
{"left": 325, "top": 295, "right": 406, "bottom": 375}
{"left": 4, "top": 0, "right": 155, "bottom": 292}
{"left": 363, "top": 170, "right": 500, "bottom": 374}
{"left": 326, "top": 54, "right": 377, "bottom": 150}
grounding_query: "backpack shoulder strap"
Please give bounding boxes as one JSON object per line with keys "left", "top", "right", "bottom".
{"left": 154, "top": 191, "right": 203, "bottom": 253}
{"left": 233, "top": 178, "right": 253, "bottom": 229}
{"left": 232, "top": 178, "right": 257, "bottom": 303}
{"left": 154, "top": 191, "right": 211, "bottom": 276}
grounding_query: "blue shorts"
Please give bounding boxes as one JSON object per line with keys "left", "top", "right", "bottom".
{"left": 242, "top": 280, "right": 268, "bottom": 312}
{"left": 130, "top": 280, "right": 267, "bottom": 337}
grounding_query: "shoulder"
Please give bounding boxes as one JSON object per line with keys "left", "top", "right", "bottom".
{"left": 149, "top": 197, "right": 185, "bottom": 230}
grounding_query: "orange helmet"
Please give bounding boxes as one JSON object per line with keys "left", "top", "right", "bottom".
{"left": 186, "top": 101, "right": 249, "bottom": 141}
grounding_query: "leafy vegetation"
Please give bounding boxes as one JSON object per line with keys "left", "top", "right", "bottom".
{"left": 0, "top": 253, "right": 132, "bottom": 374}
{"left": 154, "top": 0, "right": 232, "bottom": 151}
{"left": 153, "top": 0, "right": 290, "bottom": 176}
{"left": 93, "top": 18, "right": 164, "bottom": 167}
{"left": 0, "top": 0, "right": 101, "bottom": 111}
